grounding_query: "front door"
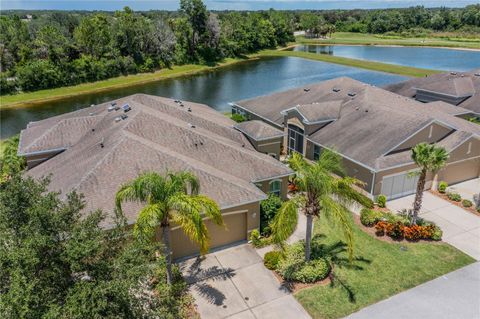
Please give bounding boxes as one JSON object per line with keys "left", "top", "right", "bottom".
{"left": 288, "top": 124, "right": 304, "bottom": 154}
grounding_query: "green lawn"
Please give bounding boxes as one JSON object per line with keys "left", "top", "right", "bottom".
{"left": 0, "top": 58, "right": 246, "bottom": 110}
{"left": 256, "top": 49, "right": 441, "bottom": 77}
{"left": 297, "top": 32, "right": 480, "bottom": 49}
{"left": 295, "top": 214, "right": 474, "bottom": 319}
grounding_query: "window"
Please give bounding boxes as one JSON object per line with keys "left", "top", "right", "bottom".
{"left": 467, "top": 142, "right": 472, "bottom": 155}
{"left": 269, "top": 180, "right": 281, "bottom": 197}
{"left": 313, "top": 144, "right": 322, "bottom": 161}
{"left": 287, "top": 124, "right": 304, "bottom": 154}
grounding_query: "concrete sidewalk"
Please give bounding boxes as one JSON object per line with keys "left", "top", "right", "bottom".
{"left": 388, "top": 192, "right": 480, "bottom": 260}
{"left": 347, "top": 262, "right": 480, "bottom": 319}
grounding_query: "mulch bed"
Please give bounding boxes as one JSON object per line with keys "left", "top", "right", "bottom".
{"left": 429, "top": 190, "right": 480, "bottom": 217}
{"left": 353, "top": 214, "right": 442, "bottom": 245}
{"left": 271, "top": 269, "right": 331, "bottom": 293}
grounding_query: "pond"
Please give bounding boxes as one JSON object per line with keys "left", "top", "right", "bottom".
{"left": 1, "top": 56, "right": 407, "bottom": 138}
{"left": 290, "top": 44, "right": 480, "bottom": 72}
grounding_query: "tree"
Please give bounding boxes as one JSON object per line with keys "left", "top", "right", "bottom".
{"left": 271, "top": 151, "right": 366, "bottom": 261}
{"left": 115, "top": 171, "right": 223, "bottom": 284}
{"left": 179, "top": 0, "right": 208, "bottom": 58}
{"left": 74, "top": 14, "right": 113, "bottom": 58}
{"left": 0, "top": 135, "right": 25, "bottom": 182}
{"left": 0, "top": 174, "right": 190, "bottom": 318}
{"left": 411, "top": 143, "right": 448, "bottom": 224}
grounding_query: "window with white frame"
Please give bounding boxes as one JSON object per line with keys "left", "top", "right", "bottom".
{"left": 313, "top": 144, "right": 322, "bottom": 161}
{"left": 269, "top": 180, "right": 281, "bottom": 197}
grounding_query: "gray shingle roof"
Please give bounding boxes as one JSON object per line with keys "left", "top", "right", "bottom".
{"left": 234, "top": 120, "right": 284, "bottom": 141}
{"left": 384, "top": 69, "right": 480, "bottom": 114}
{"left": 22, "top": 94, "right": 293, "bottom": 227}
{"left": 235, "top": 77, "right": 480, "bottom": 171}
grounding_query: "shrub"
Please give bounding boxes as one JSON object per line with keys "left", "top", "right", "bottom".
{"left": 345, "top": 187, "right": 374, "bottom": 208}
{"left": 264, "top": 251, "right": 282, "bottom": 270}
{"left": 293, "top": 259, "right": 330, "bottom": 283}
{"left": 462, "top": 199, "right": 473, "bottom": 208}
{"left": 360, "top": 208, "right": 383, "bottom": 227}
{"left": 374, "top": 221, "right": 388, "bottom": 236}
{"left": 231, "top": 113, "right": 247, "bottom": 123}
{"left": 277, "top": 242, "right": 330, "bottom": 283}
{"left": 386, "top": 221, "right": 404, "bottom": 239}
{"left": 377, "top": 194, "right": 387, "bottom": 208}
{"left": 447, "top": 192, "right": 461, "bottom": 202}
{"left": 431, "top": 226, "right": 443, "bottom": 241}
{"left": 438, "top": 181, "right": 448, "bottom": 193}
{"left": 260, "top": 193, "right": 282, "bottom": 236}
{"left": 249, "top": 229, "right": 261, "bottom": 247}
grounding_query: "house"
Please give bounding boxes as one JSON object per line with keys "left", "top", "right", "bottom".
{"left": 232, "top": 77, "right": 480, "bottom": 200}
{"left": 18, "top": 94, "right": 293, "bottom": 259}
{"left": 384, "top": 69, "right": 480, "bottom": 117}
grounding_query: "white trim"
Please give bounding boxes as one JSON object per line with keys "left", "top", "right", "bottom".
{"left": 306, "top": 137, "right": 376, "bottom": 172}
{"left": 381, "top": 120, "right": 454, "bottom": 157}
{"left": 234, "top": 126, "right": 284, "bottom": 142}
{"left": 447, "top": 134, "right": 478, "bottom": 155}
{"left": 370, "top": 171, "right": 376, "bottom": 195}
{"left": 220, "top": 197, "right": 266, "bottom": 210}
{"left": 414, "top": 87, "right": 473, "bottom": 99}
{"left": 229, "top": 103, "right": 283, "bottom": 129}
{"left": 258, "top": 141, "right": 282, "bottom": 147}
{"left": 381, "top": 168, "right": 420, "bottom": 180}
{"left": 18, "top": 147, "right": 67, "bottom": 157}
{"left": 281, "top": 106, "right": 336, "bottom": 125}
{"left": 170, "top": 210, "right": 249, "bottom": 230}
{"left": 252, "top": 172, "right": 294, "bottom": 183}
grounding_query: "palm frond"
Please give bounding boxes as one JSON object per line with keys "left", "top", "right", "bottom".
{"left": 133, "top": 203, "right": 165, "bottom": 241}
{"left": 316, "top": 148, "right": 345, "bottom": 177}
{"left": 271, "top": 197, "right": 300, "bottom": 245}
{"left": 115, "top": 181, "right": 138, "bottom": 214}
{"left": 168, "top": 171, "right": 200, "bottom": 196}
{"left": 288, "top": 152, "right": 308, "bottom": 172}
{"left": 321, "top": 196, "right": 354, "bottom": 262}
{"left": 194, "top": 195, "right": 223, "bottom": 226}
{"left": 411, "top": 143, "right": 448, "bottom": 172}
{"left": 168, "top": 194, "right": 210, "bottom": 254}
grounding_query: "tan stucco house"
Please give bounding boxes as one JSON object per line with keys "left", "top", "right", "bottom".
{"left": 232, "top": 77, "right": 480, "bottom": 200}
{"left": 18, "top": 94, "right": 293, "bottom": 259}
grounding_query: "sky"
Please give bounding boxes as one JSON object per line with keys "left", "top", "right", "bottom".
{"left": 1, "top": 0, "right": 478, "bottom": 11}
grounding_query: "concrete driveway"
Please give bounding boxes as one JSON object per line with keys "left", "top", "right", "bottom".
{"left": 178, "top": 243, "right": 311, "bottom": 319}
{"left": 388, "top": 192, "right": 480, "bottom": 260}
{"left": 347, "top": 262, "right": 480, "bottom": 319}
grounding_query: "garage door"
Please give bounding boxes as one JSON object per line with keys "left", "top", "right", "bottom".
{"left": 381, "top": 171, "right": 419, "bottom": 200}
{"left": 441, "top": 159, "right": 480, "bottom": 186}
{"left": 170, "top": 212, "right": 247, "bottom": 259}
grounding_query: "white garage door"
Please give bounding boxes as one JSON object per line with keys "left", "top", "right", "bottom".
{"left": 381, "top": 171, "right": 419, "bottom": 200}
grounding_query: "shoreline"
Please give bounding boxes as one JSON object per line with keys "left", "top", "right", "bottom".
{"left": 0, "top": 43, "right": 457, "bottom": 110}
{"left": 295, "top": 41, "right": 480, "bottom": 52}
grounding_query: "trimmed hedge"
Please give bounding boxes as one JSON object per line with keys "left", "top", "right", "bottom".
{"left": 462, "top": 199, "right": 473, "bottom": 208}
{"left": 377, "top": 194, "right": 387, "bottom": 208}
{"left": 447, "top": 192, "right": 461, "bottom": 202}
{"left": 264, "top": 251, "right": 282, "bottom": 270}
{"left": 438, "top": 181, "right": 448, "bottom": 193}
{"left": 360, "top": 208, "right": 383, "bottom": 227}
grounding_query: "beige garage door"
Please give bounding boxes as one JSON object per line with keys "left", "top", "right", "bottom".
{"left": 170, "top": 212, "right": 247, "bottom": 259}
{"left": 441, "top": 159, "right": 480, "bottom": 186}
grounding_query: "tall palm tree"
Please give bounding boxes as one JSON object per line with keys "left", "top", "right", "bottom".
{"left": 271, "top": 150, "right": 364, "bottom": 261}
{"left": 411, "top": 143, "right": 448, "bottom": 224}
{"left": 115, "top": 171, "right": 223, "bottom": 284}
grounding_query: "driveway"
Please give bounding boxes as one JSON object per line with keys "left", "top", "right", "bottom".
{"left": 178, "top": 243, "right": 311, "bottom": 319}
{"left": 387, "top": 192, "right": 480, "bottom": 260}
{"left": 346, "top": 262, "right": 480, "bottom": 319}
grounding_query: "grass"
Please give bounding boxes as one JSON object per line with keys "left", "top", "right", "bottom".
{"left": 255, "top": 49, "right": 441, "bottom": 77}
{"left": 0, "top": 57, "right": 248, "bottom": 110}
{"left": 294, "top": 214, "right": 474, "bottom": 319}
{"left": 297, "top": 32, "right": 480, "bottom": 50}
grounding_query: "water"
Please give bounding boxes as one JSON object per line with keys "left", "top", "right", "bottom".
{"left": 0, "top": 56, "right": 406, "bottom": 138}
{"left": 291, "top": 44, "right": 480, "bottom": 72}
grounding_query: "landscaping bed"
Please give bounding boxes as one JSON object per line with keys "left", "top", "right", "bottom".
{"left": 294, "top": 213, "right": 475, "bottom": 319}
{"left": 429, "top": 190, "right": 480, "bottom": 217}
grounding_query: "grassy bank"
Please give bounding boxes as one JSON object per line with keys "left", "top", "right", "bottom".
{"left": 297, "top": 32, "right": 480, "bottom": 50}
{"left": 0, "top": 57, "right": 249, "bottom": 110}
{"left": 294, "top": 214, "right": 474, "bottom": 319}
{"left": 256, "top": 49, "right": 441, "bottom": 77}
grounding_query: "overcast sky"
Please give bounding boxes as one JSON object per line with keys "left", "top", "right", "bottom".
{"left": 1, "top": 0, "right": 478, "bottom": 11}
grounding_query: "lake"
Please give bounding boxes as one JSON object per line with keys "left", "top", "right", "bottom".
{"left": 1, "top": 56, "right": 407, "bottom": 138}
{"left": 290, "top": 44, "right": 480, "bottom": 71}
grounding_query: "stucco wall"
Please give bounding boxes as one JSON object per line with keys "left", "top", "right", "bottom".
{"left": 391, "top": 123, "right": 452, "bottom": 153}
{"left": 257, "top": 176, "right": 290, "bottom": 200}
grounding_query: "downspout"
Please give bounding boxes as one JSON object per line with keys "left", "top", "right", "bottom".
{"left": 370, "top": 170, "right": 376, "bottom": 199}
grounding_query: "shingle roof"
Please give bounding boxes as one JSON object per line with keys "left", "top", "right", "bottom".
{"left": 235, "top": 77, "right": 480, "bottom": 171}
{"left": 22, "top": 94, "right": 293, "bottom": 227}
{"left": 384, "top": 69, "right": 480, "bottom": 114}
{"left": 234, "top": 120, "right": 284, "bottom": 141}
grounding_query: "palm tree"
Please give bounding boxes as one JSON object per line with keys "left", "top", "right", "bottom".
{"left": 411, "top": 143, "right": 448, "bottom": 224}
{"left": 115, "top": 171, "right": 223, "bottom": 284}
{"left": 271, "top": 150, "right": 364, "bottom": 261}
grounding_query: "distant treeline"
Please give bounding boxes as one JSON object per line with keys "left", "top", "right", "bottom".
{"left": 1, "top": 2, "right": 479, "bottom": 95}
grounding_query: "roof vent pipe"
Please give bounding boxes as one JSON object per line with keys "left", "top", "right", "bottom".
{"left": 304, "top": 88, "right": 310, "bottom": 92}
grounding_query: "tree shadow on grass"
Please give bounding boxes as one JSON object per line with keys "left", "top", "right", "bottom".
{"left": 312, "top": 238, "right": 371, "bottom": 303}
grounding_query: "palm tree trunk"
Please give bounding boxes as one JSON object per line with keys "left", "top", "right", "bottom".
{"left": 162, "top": 225, "right": 173, "bottom": 285}
{"left": 305, "top": 214, "right": 313, "bottom": 261}
{"left": 412, "top": 169, "right": 427, "bottom": 225}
